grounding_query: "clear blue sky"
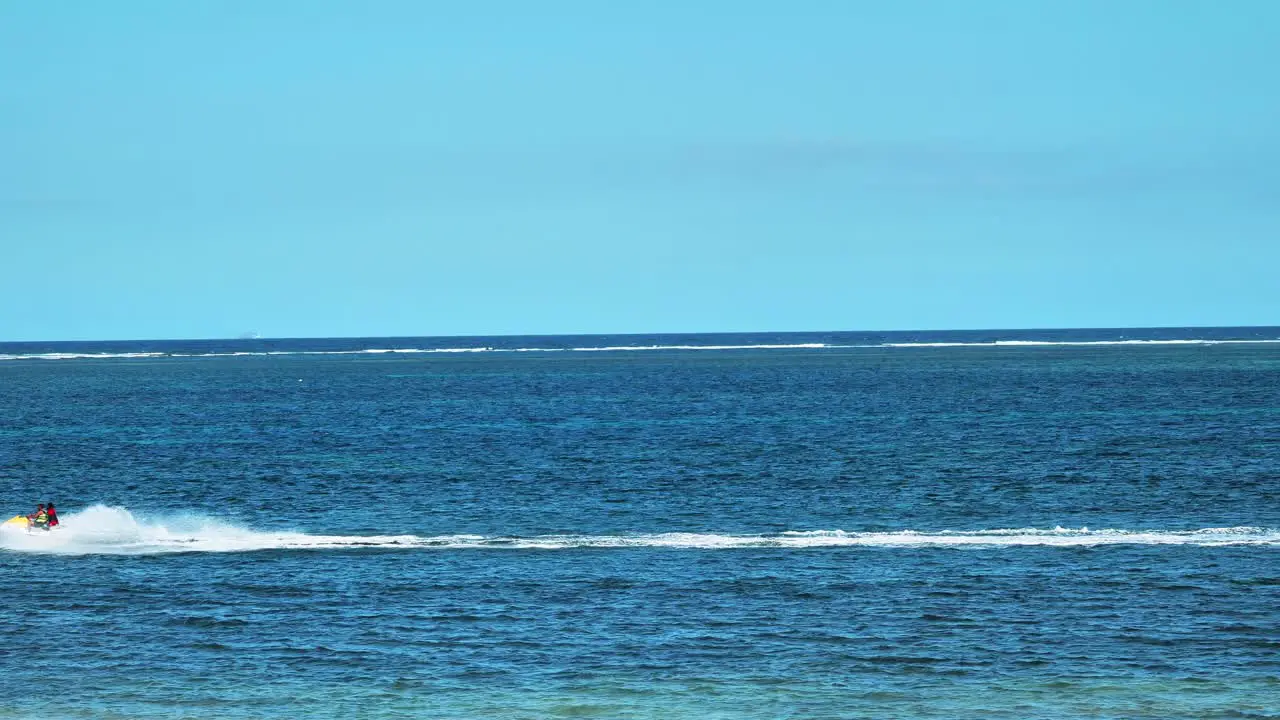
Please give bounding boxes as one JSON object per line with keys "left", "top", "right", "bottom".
{"left": 3, "top": 0, "right": 1277, "bottom": 341}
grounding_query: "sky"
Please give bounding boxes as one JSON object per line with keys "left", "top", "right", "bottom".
{"left": 2, "top": 0, "right": 1278, "bottom": 341}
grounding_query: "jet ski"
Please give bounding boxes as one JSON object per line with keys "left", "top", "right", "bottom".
{"left": 2, "top": 514, "right": 56, "bottom": 533}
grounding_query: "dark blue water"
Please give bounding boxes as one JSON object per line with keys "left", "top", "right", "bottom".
{"left": 2, "top": 329, "right": 1278, "bottom": 719}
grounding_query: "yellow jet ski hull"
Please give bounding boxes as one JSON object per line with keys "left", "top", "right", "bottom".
{"left": 3, "top": 515, "right": 28, "bottom": 527}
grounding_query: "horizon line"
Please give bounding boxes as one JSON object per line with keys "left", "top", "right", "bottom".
{"left": 4, "top": 324, "right": 1279, "bottom": 345}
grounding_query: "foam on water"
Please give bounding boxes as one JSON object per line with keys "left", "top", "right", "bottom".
{"left": 0, "top": 352, "right": 172, "bottom": 361}
{"left": 880, "top": 339, "right": 1280, "bottom": 348}
{"left": 4, "top": 337, "right": 1280, "bottom": 361}
{"left": 0, "top": 344, "right": 832, "bottom": 360}
{"left": 2, "top": 506, "right": 1276, "bottom": 555}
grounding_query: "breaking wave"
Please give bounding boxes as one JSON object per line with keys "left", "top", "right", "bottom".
{"left": 880, "top": 339, "right": 1280, "bottom": 348}
{"left": 2, "top": 506, "right": 1276, "bottom": 556}
{"left": 3, "top": 338, "right": 1280, "bottom": 361}
{"left": 1, "top": 344, "right": 835, "bottom": 360}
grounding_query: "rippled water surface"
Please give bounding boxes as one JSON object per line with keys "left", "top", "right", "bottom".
{"left": 2, "top": 329, "right": 1278, "bottom": 719}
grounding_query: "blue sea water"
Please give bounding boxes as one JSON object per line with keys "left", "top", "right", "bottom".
{"left": 1, "top": 328, "right": 1278, "bottom": 719}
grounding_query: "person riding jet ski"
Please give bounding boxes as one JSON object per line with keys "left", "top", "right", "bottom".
{"left": 27, "top": 504, "right": 49, "bottom": 530}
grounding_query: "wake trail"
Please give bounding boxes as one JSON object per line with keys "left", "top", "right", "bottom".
{"left": 1, "top": 506, "right": 1276, "bottom": 556}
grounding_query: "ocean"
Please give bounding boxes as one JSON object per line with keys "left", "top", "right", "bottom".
{"left": 1, "top": 328, "right": 1278, "bottom": 719}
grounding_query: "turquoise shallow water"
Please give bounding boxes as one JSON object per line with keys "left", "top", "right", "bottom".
{"left": 1, "top": 329, "right": 1278, "bottom": 718}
